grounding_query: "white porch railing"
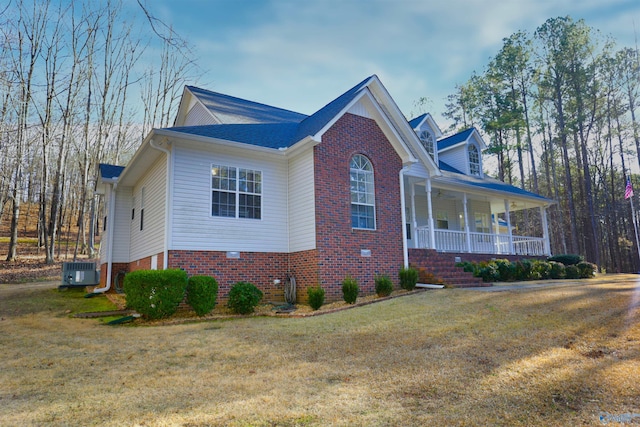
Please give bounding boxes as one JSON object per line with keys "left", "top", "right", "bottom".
{"left": 415, "top": 227, "right": 546, "bottom": 256}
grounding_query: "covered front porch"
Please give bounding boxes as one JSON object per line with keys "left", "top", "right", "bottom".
{"left": 404, "top": 175, "right": 552, "bottom": 257}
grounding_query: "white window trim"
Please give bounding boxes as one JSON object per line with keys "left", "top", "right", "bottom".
{"left": 210, "top": 164, "right": 263, "bottom": 220}
{"left": 468, "top": 144, "right": 481, "bottom": 177}
{"left": 419, "top": 129, "right": 437, "bottom": 161}
{"left": 350, "top": 154, "right": 376, "bottom": 230}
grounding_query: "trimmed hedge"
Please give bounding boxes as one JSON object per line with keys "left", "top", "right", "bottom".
{"left": 123, "top": 269, "right": 188, "bottom": 319}
{"left": 342, "top": 276, "right": 359, "bottom": 304}
{"left": 548, "top": 254, "right": 583, "bottom": 266}
{"left": 227, "top": 282, "right": 263, "bottom": 314}
{"left": 458, "top": 258, "right": 596, "bottom": 282}
{"left": 374, "top": 275, "right": 393, "bottom": 297}
{"left": 186, "top": 275, "right": 218, "bottom": 316}
{"left": 399, "top": 267, "right": 418, "bottom": 291}
{"left": 307, "top": 286, "right": 325, "bottom": 310}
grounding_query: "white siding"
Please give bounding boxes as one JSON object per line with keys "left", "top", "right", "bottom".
{"left": 405, "top": 162, "right": 429, "bottom": 179}
{"left": 171, "top": 145, "right": 289, "bottom": 252}
{"left": 433, "top": 199, "right": 459, "bottom": 230}
{"left": 469, "top": 200, "right": 492, "bottom": 232}
{"left": 112, "top": 187, "right": 132, "bottom": 263}
{"left": 347, "top": 99, "right": 372, "bottom": 118}
{"left": 130, "top": 157, "right": 166, "bottom": 261}
{"left": 184, "top": 103, "right": 216, "bottom": 126}
{"left": 440, "top": 146, "right": 468, "bottom": 175}
{"left": 99, "top": 186, "right": 131, "bottom": 264}
{"left": 288, "top": 148, "right": 316, "bottom": 251}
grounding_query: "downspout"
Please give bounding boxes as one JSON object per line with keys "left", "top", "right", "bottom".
{"left": 92, "top": 182, "right": 117, "bottom": 293}
{"left": 149, "top": 138, "right": 171, "bottom": 270}
{"left": 399, "top": 166, "right": 410, "bottom": 268}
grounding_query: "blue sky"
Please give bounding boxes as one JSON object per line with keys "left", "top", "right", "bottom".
{"left": 147, "top": 0, "right": 640, "bottom": 126}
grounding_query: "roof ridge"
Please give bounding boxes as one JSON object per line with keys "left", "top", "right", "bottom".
{"left": 186, "top": 85, "right": 307, "bottom": 120}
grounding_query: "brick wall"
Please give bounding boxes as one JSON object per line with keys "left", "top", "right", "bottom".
{"left": 289, "top": 249, "right": 319, "bottom": 303}
{"left": 168, "top": 250, "right": 289, "bottom": 302}
{"left": 313, "top": 113, "right": 404, "bottom": 300}
{"left": 99, "top": 262, "right": 130, "bottom": 289}
{"left": 408, "top": 249, "right": 546, "bottom": 267}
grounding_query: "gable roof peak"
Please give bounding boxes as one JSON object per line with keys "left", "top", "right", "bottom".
{"left": 185, "top": 85, "right": 308, "bottom": 125}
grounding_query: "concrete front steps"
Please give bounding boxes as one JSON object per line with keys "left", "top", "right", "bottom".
{"left": 408, "top": 249, "right": 489, "bottom": 288}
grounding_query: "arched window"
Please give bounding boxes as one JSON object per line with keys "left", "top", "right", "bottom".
{"left": 468, "top": 145, "right": 481, "bottom": 176}
{"left": 350, "top": 154, "right": 375, "bottom": 229}
{"left": 419, "top": 130, "right": 435, "bottom": 158}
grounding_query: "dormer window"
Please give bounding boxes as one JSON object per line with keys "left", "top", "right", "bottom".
{"left": 469, "top": 145, "right": 481, "bottom": 176}
{"left": 419, "top": 130, "right": 435, "bottom": 158}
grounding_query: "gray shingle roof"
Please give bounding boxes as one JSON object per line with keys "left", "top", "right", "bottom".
{"left": 166, "top": 122, "right": 299, "bottom": 149}
{"left": 437, "top": 160, "right": 550, "bottom": 201}
{"left": 99, "top": 163, "right": 125, "bottom": 179}
{"left": 186, "top": 85, "right": 307, "bottom": 125}
{"left": 437, "top": 127, "right": 475, "bottom": 151}
{"left": 170, "top": 76, "right": 374, "bottom": 148}
{"left": 408, "top": 113, "right": 427, "bottom": 129}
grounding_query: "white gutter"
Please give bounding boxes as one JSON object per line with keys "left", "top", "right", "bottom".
{"left": 399, "top": 166, "right": 410, "bottom": 268}
{"left": 149, "top": 138, "right": 172, "bottom": 270}
{"left": 92, "top": 182, "right": 117, "bottom": 293}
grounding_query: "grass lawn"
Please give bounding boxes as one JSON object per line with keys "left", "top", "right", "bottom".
{"left": 0, "top": 275, "right": 638, "bottom": 426}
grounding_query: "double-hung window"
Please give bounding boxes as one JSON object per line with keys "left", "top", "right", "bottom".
{"left": 469, "top": 145, "right": 481, "bottom": 176}
{"left": 419, "top": 130, "right": 435, "bottom": 158}
{"left": 211, "top": 164, "right": 262, "bottom": 219}
{"left": 350, "top": 154, "right": 375, "bottom": 230}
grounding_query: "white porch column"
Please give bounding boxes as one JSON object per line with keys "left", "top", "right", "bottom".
{"left": 493, "top": 210, "right": 501, "bottom": 254}
{"left": 504, "top": 199, "right": 514, "bottom": 254}
{"left": 410, "top": 182, "right": 417, "bottom": 246}
{"left": 540, "top": 206, "right": 551, "bottom": 256}
{"left": 426, "top": 178, "right": 436, "bottom": 249}
{"left": 463, "top": 193, "right": 471, "bottom": 252}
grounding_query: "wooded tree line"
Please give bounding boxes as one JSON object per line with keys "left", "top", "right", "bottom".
{"left": 444, "top": 16, "right": 640, "bottom": 273}
{"left": 0, "top": 0, "right": 198, "bottom": 263}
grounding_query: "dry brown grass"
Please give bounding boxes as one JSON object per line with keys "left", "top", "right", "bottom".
{"left": 1, "top": 275, "right": 639, "bottom": 426}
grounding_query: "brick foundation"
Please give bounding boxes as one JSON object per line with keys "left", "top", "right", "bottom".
{"left": 168, "top": 250, "right": 289, "bottom": 302}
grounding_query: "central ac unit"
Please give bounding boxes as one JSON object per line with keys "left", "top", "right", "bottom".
{"left": 60, "top": 262, "right": 100, "bottom": 289}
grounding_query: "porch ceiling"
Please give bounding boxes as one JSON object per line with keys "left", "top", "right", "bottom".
{"left": 406, "top": 175, "right": 553, "bottom": 212}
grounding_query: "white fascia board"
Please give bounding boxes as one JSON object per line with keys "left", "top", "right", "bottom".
{"left": 438, "top": 141, "right": 466, "bottom": 154}
{"left": 281, "top": 135, "right": 320, "bottom": 158}
{"left": 174, "top": 86, "right": 220, "bottom": 127}
{"left": 366, "top": 78, "right": 440, "bottom": 174}
{"left": 153, "top": 128, "right": 287, "bottom": 158}
{"left": 424, "top": 114, "right": 444, "bottom": 138}
{"left": 471, "top": 128, "right": 487, "bottom": 149}
{"left": 173, "top": 86, "right": 192, "bottom": 127}
{"left": 431, "top": 175, "right": 554, "bottom": 206}
{"left": 312, "top": 85, "right": 418, "bottom": 167}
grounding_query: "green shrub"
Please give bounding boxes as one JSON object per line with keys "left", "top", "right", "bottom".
{"left": 186, "top": 275, "right": 218, "bottom": 316}
{"left": 457, "top": 261, "right": 476, "bottom": 274}
{"left": 564, "top": 265, "right": 580, "bottom": 279}
{"left": 548, "top": 254, "right": 583, "bottom": 266}
{"left": 515, "top": 259, "right": 533, "bottom": 281}
{"left": 123, "top": 269, "right": 188, "bottom": 319}
{"left": 307, "top": 286, "right": 325, "bottom": 310}
{"left": 476, "top": 261, "right": 500, "bottom": 282}
{"left": 494, "top": 259, "right": 516, "bottom": 281}
{"left": 342, "top": 276, "right": 359, "bottom": 304}
{"left": 399, "top": 267, "right": 418, "bottom": 291}
{"left": 531, "top": 260, "right": 552, "bottom": 280}
{"left": 374, "top": 275, "right": 393, "bottom": 297}
{"left": 577, "top": 261, "right": 596, "bottom": 278}
{"left": 549, "top": 261, "right": 565, "bottom": 279}
{"left": 227, "top": 282, "right": 263, "bottom": 314}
